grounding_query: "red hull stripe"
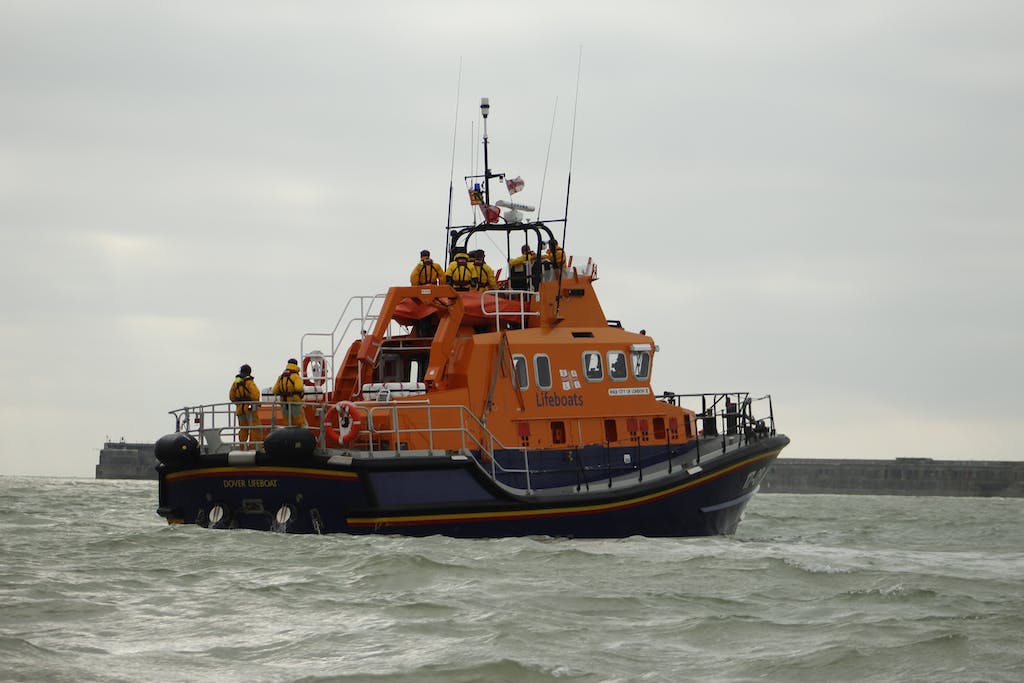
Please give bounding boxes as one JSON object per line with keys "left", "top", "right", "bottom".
{"left": 165, "top": 466, "right": 359, "bottom": 482}
{"left": 347, "top": 449, "right": 782, "bottom": 527}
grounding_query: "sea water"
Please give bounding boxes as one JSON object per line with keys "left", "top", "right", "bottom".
{"left": 1, "top": 476, "right": 1022, "bottom": 683}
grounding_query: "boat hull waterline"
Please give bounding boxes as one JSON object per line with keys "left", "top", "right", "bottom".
{"left": 158, "top": 436, "right": 788, "bottom": 537}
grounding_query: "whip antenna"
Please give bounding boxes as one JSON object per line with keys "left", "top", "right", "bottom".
{"left": 555, "top": 46, "right": 583, "bottom": 318}
{"left": 445, "top": 57, "right": 463, "bottom": 231}
{"left": 535, "top": 97, "right": 558, "bottom": 220}
{"left": 562, "top": 45, "right": 583, "bottom": 241}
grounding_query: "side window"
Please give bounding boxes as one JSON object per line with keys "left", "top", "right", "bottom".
{"left": 583, "top": 351, "right": 603, "bottom": 381}
{"left": 534, "top": 354, "right": 552, "bottom": 390}
{"left": 511, "top": 354, "right": 529, "bottom": 390}
{"left": 631, "top": 349, "right": 651, "bottom": 381}
{"left": 607, "top": 351, "right": 627, "bottom": 381}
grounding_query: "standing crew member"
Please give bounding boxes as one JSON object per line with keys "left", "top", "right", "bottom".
{"left": 444, "top": 252, "right": 478, "bottom": 292}
{"left": 272, "top": 358, "right": 307, "bottom": 427}
{"left": 229, "top": 364, "right": 262, "bottom": 448}
{"left": 508, "top": 244, "right": 535, "bottom": 290}
{"left": 471, "top": 249, "right": 497, "bottom": 291}
{"left": 410, "top": 249, "right": 444, "bottom": 286}
{"left": 544, "top": 238, "right": 566, "bottom": 268}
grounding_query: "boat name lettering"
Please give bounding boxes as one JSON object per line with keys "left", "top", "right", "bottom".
{"left": 534, "top": 392, "right": 584, "bottom": 408}
{"left": 223, "top": 479, "right": 279, "bottom": 488}
{"left": 608, "top": 387, "right": 651, "bottom": 396}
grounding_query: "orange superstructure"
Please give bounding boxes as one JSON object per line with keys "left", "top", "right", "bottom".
{"left": 296, "top": 252, "right": 694, "bottom": 461}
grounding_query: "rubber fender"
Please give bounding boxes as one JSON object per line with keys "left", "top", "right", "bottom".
{"left": 154, "top": 432, "right": 200, "bottom": 465}
{"left": 263, "top": 426, "right": 316, "bottom": 460}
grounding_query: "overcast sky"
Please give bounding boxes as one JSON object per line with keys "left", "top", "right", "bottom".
{"left": 2, "top": 1, "right": 1021, "bottom": 477}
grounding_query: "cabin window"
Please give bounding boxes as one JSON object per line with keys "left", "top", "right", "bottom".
{"left": 583, "top": 351, "right": 603, "bottom": 381}
{"left": 534, "top": 354, "right": 552, "bottom": 390}
{"left": 607, "top": 351, "right": 627, "bottom": 381}
{"left": 653, "top": 417, "right": 666, "bottom": 440}
{"left": 631, "top": 349, "right": 651, "bottom": 381}
{"left": 379, "top": 353, "right": 404, "bottom": 383}
{"left": 511, "top": 354, "right": 529, "bottom": 390}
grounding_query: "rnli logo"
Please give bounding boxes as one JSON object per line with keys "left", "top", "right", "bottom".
{"left": 535, "top": 392, "right": 585, "bottom": 408}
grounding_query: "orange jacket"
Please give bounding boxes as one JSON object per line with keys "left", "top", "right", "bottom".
{"left": 272, "top": 362, "right": 304, "bottom": 403}
{"left": 229, "top": 375, "right": 260, "bottom": 415}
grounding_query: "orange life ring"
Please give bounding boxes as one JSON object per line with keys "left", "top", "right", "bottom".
{"left": 302, "top": 352, "right": 327, "bottom": 388}
{"left": 324, "top": 400, "right": 364, "bottom": 446}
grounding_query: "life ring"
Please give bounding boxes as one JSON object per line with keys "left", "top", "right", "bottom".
{"left": 324, "top": 400, "right": 364, "bottom": 446}
{"left": 302, "top": 352, "right": 327, "bottom": 388}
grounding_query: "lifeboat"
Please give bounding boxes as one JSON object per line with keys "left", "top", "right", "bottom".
{"left": 155, "top": 98, "right": 789, "bottom": 537}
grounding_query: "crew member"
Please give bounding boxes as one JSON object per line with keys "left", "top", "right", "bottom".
{"left": 508, "top": 244, "right": 536, "bottom": 290}
{"left": 471, "top": 249, "right": 497, "bottom": 291}
{"left": 272, "top": 358, "right": 307, "bottom": 427}
{"left": 410, "top": 249, "right": 443, "bottom": 286}
{"left": 444, "top": 252, "right": 478, "bottom": 292}
{"left": 543, "top": 238, "right": 566, "bottom": 268}
{"left": 229, "top": 364, "right": 262, "bottom": 448}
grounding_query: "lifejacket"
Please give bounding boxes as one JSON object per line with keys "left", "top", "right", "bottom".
{"left": 474, "top": 262, "right": 497, "bottom": 290}
{"left": 411, "top": 260, "right": 443, "bottom": 286}
{"left": 273, "top": 366, "right": 304, "bottom": 401}
{"left": 229, "top": 375, "right": 259, "bottom": 414}
{"left": 445, "top": 255, "right": 478, "bottom": 292}
{"left": 229, "top": 375, "right": 259, "bottom": 401}
{"left": 544, "top": 246, "right": 565, "bottom": 267}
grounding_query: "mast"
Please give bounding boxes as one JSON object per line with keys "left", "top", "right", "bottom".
{"left": 480, "top": 97, "right": 491, "bottom": 206}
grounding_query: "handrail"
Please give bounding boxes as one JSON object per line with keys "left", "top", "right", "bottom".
{"left": 170, "top": 391, "right": 778, "bottom": 492}
{"left": 169, "top": 398, "right": 541, "bottom": 491}
{"left": 479, "top": 289, "right": 540, "bottom": 330}
{"left": 298, "top": 293, "right": 392, "bottom": 392}
{"left": 655, "top": 391, "right": 777, "bottom": 458}
{"left": 360, "top": 402, "right": 538, "bottom": 489}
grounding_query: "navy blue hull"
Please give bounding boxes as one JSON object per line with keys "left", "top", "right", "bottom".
{"left": 157, "top": 436, "right": 788, "bottom": 538}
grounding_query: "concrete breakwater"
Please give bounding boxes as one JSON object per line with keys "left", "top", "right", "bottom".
{"left": 762, "top": 457, "right": 1024, "bottom": 497}
{"left": 95, "top": 441, "right": 159, "bottom": 480}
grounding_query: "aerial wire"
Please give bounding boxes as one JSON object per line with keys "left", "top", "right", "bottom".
{"left": 445, "top": 57, "right": 463, "bottom": 258}
{"left": 535, "top": 96, "right": 559, "bottom": 221}
{"left": 563, "top": 44, "right": 583, "bottom": 248}
{"left": 556, "top": 45, "right": 583, "bottom": 317}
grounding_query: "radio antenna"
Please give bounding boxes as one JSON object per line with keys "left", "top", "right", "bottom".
{"left": 562, "top": 45, "right": 583, "bottom": 243}
{"left": 554, "top": 47, "right": 583, "bottom": 319}
{"left": 445, "top": 57, "right": 463, "bottom": 231}
{"left": 535, "top": 97, "right": 558, "bottom": 220}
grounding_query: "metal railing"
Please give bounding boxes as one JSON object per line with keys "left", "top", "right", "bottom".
{"left": 479, "top": 289, "right": 541, "bottom": 329}
{"left": 297, "top": 293, "right": 393, "bottom": 394}
{"left": 171, "top": 400, "right": 311, "bottom": 452}
{"left": 656, "top": 392, "right": 777, "bottom": 459}
{"left": 171, "top": 392, "right": 778, "bottom": 492}
{"left": 169, "top": 398, "right": 543, "bottom": 491}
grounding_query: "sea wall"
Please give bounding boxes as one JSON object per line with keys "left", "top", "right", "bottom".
{"left": 762, "top": 457, "right": 1024, "bottom": 497}
{"left": 95, "top": 441, "right": 158, "bottom": 480}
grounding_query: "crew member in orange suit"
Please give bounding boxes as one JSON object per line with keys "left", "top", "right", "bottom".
{"left": 410, "top": 249, "right": 444, "bottom": 286}
{"left": 229, "top": 364, "right": 262, "bottom": 447}
{"left": 272, "top": 359, "right": 307, "bottom": 427}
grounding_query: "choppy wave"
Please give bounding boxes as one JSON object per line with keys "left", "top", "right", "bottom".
{"left": 1, "top": 477, "right": 1022, "bottom": 682}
